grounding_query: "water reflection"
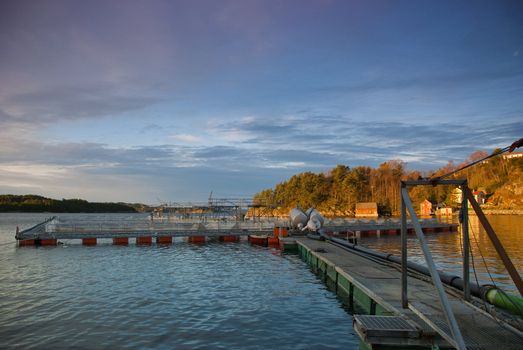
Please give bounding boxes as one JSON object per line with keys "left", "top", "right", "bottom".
{"left": 361, "top": 215, "right": 523, "bottom": 294}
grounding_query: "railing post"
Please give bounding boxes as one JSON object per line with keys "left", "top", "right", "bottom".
{"left": 461, "top": 184, "right": 470, "bottom": 301}
{"left": 401, "top": 188, "right": 467, "bottom": 350}
{"left": 400, "top": 181, "right": 408, "bottom": 309}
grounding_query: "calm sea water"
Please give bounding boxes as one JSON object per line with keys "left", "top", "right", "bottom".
{"left": 360, "top": 215, "right": 523, "bottom": 294}
{"left": 2, "top": 214, "right": 522, "bottom": 349}
{"left": 0, "top": 213, "right": 358, "bottom": 350}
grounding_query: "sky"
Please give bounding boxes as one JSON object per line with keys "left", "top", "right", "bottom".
{"left": 0, "top": 0, "right": 522, "bottom": 204}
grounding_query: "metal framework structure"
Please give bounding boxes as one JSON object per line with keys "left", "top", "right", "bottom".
{"left": 154, "top": 197, "right": 279, "bottom": 222}
{"left": 400, "top": 179, "right": 523, "bottom": 350}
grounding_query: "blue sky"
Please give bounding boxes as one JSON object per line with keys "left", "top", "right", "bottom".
{"left": 0, "top": 0, "right": 522, "bottom": 203}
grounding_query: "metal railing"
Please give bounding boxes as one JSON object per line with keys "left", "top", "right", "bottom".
{"left": 400, "top": 179, "right": 523, "bottom": 349}
{"left": 44, "top": 219, "right": 282, "bottom": 235}
{"left": 401, "top": 179, "right": 468, "bottom": 349}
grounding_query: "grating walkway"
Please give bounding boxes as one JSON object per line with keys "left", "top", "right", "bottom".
{"left": 297, "top": 237, "right": 523, "bottom": 349}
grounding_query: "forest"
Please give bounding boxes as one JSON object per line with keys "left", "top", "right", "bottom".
{"left": 0, "top": 195, "right": 138, "bottom": 213}
{"left": 252, "top": 150, "right": 523, "bottom": 216}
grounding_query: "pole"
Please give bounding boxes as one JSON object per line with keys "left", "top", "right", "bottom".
{"left": 401, "top": 188, "right": 467, "bottom": 350}
{"left": 401, "top": 182, "right": 408, "bottom": 309}
{"left": 464, "top": 187, "right": 523, "bottom": 297}
{"left": 461, "top": 185, "right": 470, "bottom": 301}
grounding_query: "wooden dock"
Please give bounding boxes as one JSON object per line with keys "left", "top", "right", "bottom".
{"left": 295, "top": 237, "right": 523, "bottom": 349}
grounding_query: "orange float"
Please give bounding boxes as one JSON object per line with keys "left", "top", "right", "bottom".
{"left": 82, "top": 238, "right": 97, "bottom": 246}
{"left": 188, "top": 236, "right": 205, "bottom": 243}
{"left": 18, "top": 239, "right": 36, "bottom": 246}
{"left": 40, "top": 239, "right": 57, "bottom": 246}
{"left": 113, "top": 237, "right": 129, "bottom": 245}
{"left": 219, "top": 235, "right": 240, "bottom": 242}
{"left": 267, "top": 236, "right": 279, "bottom": 246}
{"left": 156, "top": 236, "right": 173, "bottom": 244}
{"left": 248, "top": 235, "right": 268, "bottom": 246}
{"left": 136, "top": 236, "right": 152, "bottom": 245}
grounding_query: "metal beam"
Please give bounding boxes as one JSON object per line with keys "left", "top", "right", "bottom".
{"left": 461, "top": 185, "right": 471, "bottom": 301}
{"left": 401, "top": 183, "right": 408, "bottom": 309}
{"left": 463, "top": 187, "right": 523, "bottom": 297}
{"left": 401, "top": 188, "right": 467, "bottom": 350}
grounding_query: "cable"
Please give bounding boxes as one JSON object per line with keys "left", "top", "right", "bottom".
{"left": 430, "top": 137, "right": 523, "bottom": 181}
{"left": 469, "top": 221, "right": 523, "bottom": 319}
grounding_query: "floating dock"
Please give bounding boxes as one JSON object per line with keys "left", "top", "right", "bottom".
{"left": 13, "top": 216, "right": 521, "bottom": 348}
{"left": 15, "top": 216, "right": 281, "bottom": 245}
{"left": 295, "top": 237, "right": 523, "bottom": 349}
{"left": 15, "top": 216, "right": 457, "bottom": 246}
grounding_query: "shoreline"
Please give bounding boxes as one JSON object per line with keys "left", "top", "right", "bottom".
{"left": 475, "top": 209, "right": 523, "bottom": 215}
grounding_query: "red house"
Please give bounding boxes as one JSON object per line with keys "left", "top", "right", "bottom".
{"left": 420, "top": 199, "right": 432, "bottom": 216}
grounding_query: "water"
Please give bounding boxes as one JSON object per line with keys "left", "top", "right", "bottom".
{"left": 2, "top": 214, "right": 521, "bottom": 349}
{"left": 0, "top": 213, "right": 358, "bottom": 349}
{"left": 360, "top": 215, "right": 523, "bottom": 294}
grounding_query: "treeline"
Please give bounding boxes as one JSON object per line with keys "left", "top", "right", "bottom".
{"left": 0, "top": 195, "right": 138, "bottom": 213}
{"left": 253, "top": 150, "right": 523, "bottom": 216}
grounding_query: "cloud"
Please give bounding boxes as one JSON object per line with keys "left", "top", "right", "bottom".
{"left": 140, "top": 123, "right": 164, "bottom": 134}
{"left": 1, "top": 113, "right": 521, "bottom": 202}
{"left": 170, "top": 134, "right": 201, "bottom": 143}
{"left": 208, "top": 114, "right": 523, "bottom": 169}
{"left": 1, "top": 81, "right": 161, "bottom": 125}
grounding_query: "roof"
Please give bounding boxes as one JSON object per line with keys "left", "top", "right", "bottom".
{"left": 355, "top": 202, "right": 377, "bottom": 210}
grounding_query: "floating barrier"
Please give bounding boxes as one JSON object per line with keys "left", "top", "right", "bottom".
{"left": 267, "top": 236, "right": 279, "bottom": 246}
{"left": 273, "top": 227, "right": 289, "bottom": 237}
{"left": 112, "top": 237, "right": 128, "bottom": 245}
{"left": 39, "top": 239, "right": 57, "bottom": 246}
{"left": 136, "top": 236, "right": 152, "bottom": 245}
{"left": 248, "top": 235, "right": 268, "bottom": 246}
{"left": 82, "top": 238, "right": 97, "bottom": 246}
{"left": 156, "top": 236, "right": 173, "bottom": 244}
{"left": 188, "top": 236, "right": 205, "bottom": 243}
{"left": 18, "top": 239, "right": 36, "bottom": 246}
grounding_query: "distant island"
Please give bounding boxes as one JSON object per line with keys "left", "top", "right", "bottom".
{"left": 0, "top": 195, "right": 150, "bottom": 213}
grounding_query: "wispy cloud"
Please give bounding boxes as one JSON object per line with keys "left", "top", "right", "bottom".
{"left": 1, "top": 81, "right": 161, "bottom": 125}
{"left": 170, "top": 134, "right": 201, "bottom": 143}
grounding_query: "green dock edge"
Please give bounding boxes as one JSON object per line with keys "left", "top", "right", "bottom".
{"left": 297, "top": 242, "right": 394, "bottom": 316}
{"left": 297, "top": 241, "right": 443, "bottom": 350}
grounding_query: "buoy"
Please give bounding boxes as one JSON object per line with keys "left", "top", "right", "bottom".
{"left": 248, "top": 235, "right": 268, "bottom": 246}
{"left": 268, "top": 236, "right": 279, "bottom": 246}
{"left": 156, "top": 236, "right": 173, "bottom": 244}
{"left": 18, "top": 239, "right": 36, "bottom": 246}
{"left": 40, "top": 239, "right": 57, "bottom": 246}
{"left": 113, "top": 237, "right": 129, "bottom": 245}
{"left": 188, "top": 236, "right": 205, "bottom": 243}
{"left": 219, "top": 235, "right": 240, "bottom": 242}
{"left": 136, "top": 236, "right": 152, "bottom": 245}
{"left": 82, "top": 238, "right": 97, "bottom": 246}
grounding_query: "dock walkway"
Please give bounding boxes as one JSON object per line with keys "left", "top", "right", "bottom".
{"left": 296, "top": 237, "right": 522, "bottom": 349}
